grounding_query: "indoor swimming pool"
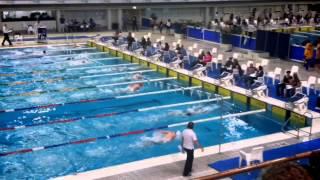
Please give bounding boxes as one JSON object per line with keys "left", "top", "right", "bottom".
{"left": 0, "top": 45, "right": 283, "bottom": 179}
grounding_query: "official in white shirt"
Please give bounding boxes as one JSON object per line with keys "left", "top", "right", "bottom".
{"left": 181, "top": 122, "right": 204, "bottom": 177}
{"left": 2, "top": 24, "right": 12, "bottom": 46}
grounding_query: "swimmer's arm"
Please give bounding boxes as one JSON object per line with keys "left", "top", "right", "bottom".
{"left": 159, "top": 130, "right": 170, "bottom": 134}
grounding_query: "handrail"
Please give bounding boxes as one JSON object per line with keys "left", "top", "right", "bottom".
{"left": 300, "top": 111, "right": 314, "bottom": 137}
{"left": 282, "top": 112, "right": 314, "bottom": 139}
{"left": 194, "top": 150, "right": 320, "bottom": 180}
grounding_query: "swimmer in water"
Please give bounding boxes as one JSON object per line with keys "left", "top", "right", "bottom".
{"left": 128, "top": 83, "right": 143, "bottom": 92}
{"left": 127, "top": 73, "right": 144, "bottom": 92}
{"left": 142, "top": 130, "right": 181, "bottom": 145}
{"left": 169, "top": 105, "right": 215, "bottom": 117}
{"left": 131, "top": 73, "right": 144, "bottom": 80}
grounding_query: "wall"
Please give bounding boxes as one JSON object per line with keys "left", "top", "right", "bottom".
{"left": 0, "top": 20, "right": 56, "bottom": 31}
{"left": 62, "top": 10, "right": 107, "bottom": 27}
{"left": 144, "top": 8, "right": 204, "bottom": 23}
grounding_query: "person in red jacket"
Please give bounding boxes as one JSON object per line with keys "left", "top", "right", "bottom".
{"left": 200, "top": 51, "right": 212, "bottom": 66}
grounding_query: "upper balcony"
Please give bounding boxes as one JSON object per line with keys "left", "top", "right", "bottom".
{"left": 0, "top": 0, "right": 284, "bottom": 5}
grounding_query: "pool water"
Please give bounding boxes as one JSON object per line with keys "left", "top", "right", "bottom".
{"left": 0, "top": 45, "right": 282, "bottom": 179}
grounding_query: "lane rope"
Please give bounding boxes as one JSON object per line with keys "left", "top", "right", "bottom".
{"left": 0, "top": 109, "right": 265, "bottom": 157}
{"left": 0, "top": 52, "right": 107, "bottom": 68}
{"left": 0, "top": 77, "right": 176, "bottom": 98}
{"left": 0, "top": 97, "right": 226, "bottom": 132}
{"left": 0, "top": 86, "right": 201, "bottom": 113}
{"left": 0, "top": 63, "right": 139, "bottom": 78}
{"left": 1, "top": 69, "right": 154, "bottom": 86}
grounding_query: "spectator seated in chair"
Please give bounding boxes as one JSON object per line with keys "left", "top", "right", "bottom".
{"left": 199, "top": 51, "right": 212, "bottom": 66}
{"left": 285, "top": 72, "right": 301, "bottom": 98}
{"left": 244, "top": 63, "right": 258, "bottom": 88}
{"left": 220, "top": 57, "right": 234, "bottom": 73}
{"left": 276, "top": 70, "right": 292, "bottom": 97}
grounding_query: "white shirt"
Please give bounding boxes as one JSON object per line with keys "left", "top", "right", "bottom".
{"left": 2, "top": 26, "right": 9, "bottom": 34}
{"left": 182, "top": 129, "right": 197, "bottom": 150}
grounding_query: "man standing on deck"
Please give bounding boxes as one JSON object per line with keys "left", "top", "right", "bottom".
{"left": 2, "top": 24, "right": 12, "bottom": 46}
{"left": 181, "top": 122, "right": 204, "bottom": 177}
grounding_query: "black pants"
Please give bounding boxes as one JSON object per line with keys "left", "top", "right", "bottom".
{"left": 276, "top": 83, "right": 285, "bottom": 97}
{"left": 317, "top": 96, "right": 320, "bottom": 108}
{"left": 183, "top": 148, "right": 194, "bottom": 176}
{"left": 2, "top": 33, "right": 12, "bottom": 46}
{"left": 132, "top": 24, "right": 138, "bottom": 32}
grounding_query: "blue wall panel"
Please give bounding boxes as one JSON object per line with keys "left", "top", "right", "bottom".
{"left": 187, "top": 27, "right": 203, "bottom": 40}
{"left": 204, "top": 30, "right": 220, "bottom": 43}
{"left": 230, "top": 35, "right": 241, "bottom": 48}
{"left": 289, "top": 45, "right": 317, "bottom": 62}
{"left": 141, "top": 17, "right": 152, "bottom": 28}
{"left": 241, "top": 37, "right": 256, "bottom": 50}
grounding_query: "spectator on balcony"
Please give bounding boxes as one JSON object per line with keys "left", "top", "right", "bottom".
{"left": 159, "top": 20, "right": 164, "bottom": 34}
{"left": 132, "top": 16, "right": 138, "bottom": 32}
{"left": 80, "top": 20, "right": 89, "bottom": 31}
{"left": 89, "top": 18, "right": 96, "bottom": 30}
{"left": 122, "top": 15, "right": 128, "bottom": 32}
{"left": 166, "top": 19, "right": 172, "bottom": 35}
{"left": 59, "top": 15, "right": 66, "bottom": 33}
{"left": 304, "top": 42, "right": 314, "bottom": 70}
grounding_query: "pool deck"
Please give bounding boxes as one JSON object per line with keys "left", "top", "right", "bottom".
{"left": 58, "top": 128, "right": 320, "bottom": 180}
{"left": 2, "top": 30, "right": 320, "bottom": 180}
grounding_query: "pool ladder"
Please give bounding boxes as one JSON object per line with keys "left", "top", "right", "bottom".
{"left": 281, "top": 111, "right": 313, "bottom": 139}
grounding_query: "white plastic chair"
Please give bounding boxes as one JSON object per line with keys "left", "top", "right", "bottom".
{"left": 206, "top": 56, "right": 215, "bottom": 71}
{"left": 192, "top": 65, "right": 207, "bottom": 77}
{"left": 302, "top": 76, "right": 317, "bottom": 95}
{"left": 233, "top": 53, "right": 239, "bottom": 59}
{"left": 14, "top": 34, "right": 24, "bottom": 44}
{"left": 241, "top": 64, "right": 247, "bottom": 74}
{"left": 239, "top": 146, "right": 264, "bottom": 167}
{"left": 291, "top": 65, "right": 299, "bottom": 75}
{"left": 260, "top": 58, "right": 269, "bottom": 67}
{"left": 193, "top": 43, "right": 198, "bottom": 49}
{"left": 269, "top": 67, "right": 282, "bottom": 85}
{"left": 211, "top": 47, "right": 218, "bottom": 55}
{"left": 169, "top": 59, "right": 183, "bottom": 69}
{"left": 172, "top": 42, "right": 177, "bottom": 48}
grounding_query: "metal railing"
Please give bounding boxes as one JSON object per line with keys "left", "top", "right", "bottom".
{"left": 282, "top": 112, "right": 313, "bottom": 139}
{"left": 194, "top": 150, "right": 320, "bottom": 180}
